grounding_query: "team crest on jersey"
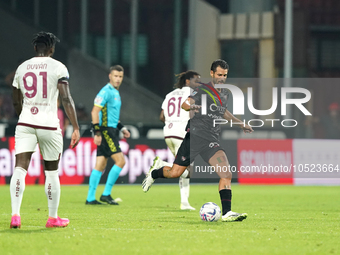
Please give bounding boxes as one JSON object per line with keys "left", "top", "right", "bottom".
{"left": 94, "top": 96, "right": 103, "bottom": 105}
{"left": 209, "top": 142, "right": 220, "bottom": 148}
{"left": 181, "top": 156, "right": 186, "bottom": 161}
{"left": 31, "top": 107, "right": 39, "bottom": 115}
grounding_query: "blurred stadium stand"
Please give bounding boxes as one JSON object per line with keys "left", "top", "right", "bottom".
{"left": 1, "top": 0, "right": 340, "bottom": 139}
{"left": 0, "top": 4, "right": 163, "bottom": 128}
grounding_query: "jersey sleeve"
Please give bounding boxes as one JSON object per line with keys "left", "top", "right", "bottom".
{"left": 57, "top": 64, "right": 70, "bottom": 80}
{"left": 94, "top": 89, "right": 109, "bottom": 108}
{"left": 12, "top": 68, "right": 20, "bottom": 89}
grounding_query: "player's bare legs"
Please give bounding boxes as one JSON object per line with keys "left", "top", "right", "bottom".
{"left": 142, "top": 159, "right": 188, "bottom": 192}
{"left": 208, "top": 150, "right": 247, "bottom": 222}
{"left": 111, "top": 152, "right": 125, "bottom": 168}
{"left": 14, "top": 152, "right": 33, "bottom": 169}
{"left": 163, "top": 164, "right": 187, "bottom": 178}
{"left": 94, "top": 156, "right": 109, "bottom": 171}
{"left": 208, "top": 150, "right": 232, "bottom": 190}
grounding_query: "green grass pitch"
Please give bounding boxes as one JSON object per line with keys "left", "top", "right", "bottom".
{"left": 0, "top": 184, "right": 339, "bottom": 255}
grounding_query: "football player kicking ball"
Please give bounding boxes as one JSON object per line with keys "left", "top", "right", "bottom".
{"left": 143, "top": 59, "right": 253, "bottom": 222}
{"left": 10, "top": 32, "right": 80, "bottom": 228}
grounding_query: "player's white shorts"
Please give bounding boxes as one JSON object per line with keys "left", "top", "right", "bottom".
{"left": 165, "top": 137, "right": 183, "bottom": 156}
{"left": 15, "top": 125, "right": 63, "bottom": 161}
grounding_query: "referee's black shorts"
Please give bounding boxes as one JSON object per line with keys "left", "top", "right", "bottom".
{"left": 97, "top": 127, "right": 122, "bottom": 157}
{"left": 173, "top": 132, "right": 225, "bottom": 166}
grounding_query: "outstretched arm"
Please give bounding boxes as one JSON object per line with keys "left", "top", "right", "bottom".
{"left": 58, "top": 80, "right": 80, "bottom": 148}
{"left": 223, "top": 109, "right": 254, "bottom": 133}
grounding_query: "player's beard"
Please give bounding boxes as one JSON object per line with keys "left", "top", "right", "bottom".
{"left": 213, "top": 78, "right": 226, "bottom": 85}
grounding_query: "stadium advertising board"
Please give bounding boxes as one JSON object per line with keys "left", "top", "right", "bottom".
{"left": 1, "top": 137, "right": 339, "bottom": 185}
{"left": 237, "top": 139, "right": 294, "bottom": 184}
{"left": 0, "top": 137, "right": 175, "bottom": 185}
{"left": 293, "top": 140, "right": 340, "bottom": 185}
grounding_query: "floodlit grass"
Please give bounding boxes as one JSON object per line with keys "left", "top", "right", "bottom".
{"left": 0, "top": 184, "right": 339, "bottom": 255}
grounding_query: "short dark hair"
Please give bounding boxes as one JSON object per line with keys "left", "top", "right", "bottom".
{"left": 174, "top": 70, "right": 200, "bottom": 89}
{"left": 110, "top": 65, "right": 124, "bottom": 73}
{"left": 32, "top": 31, "right": 60, "bottom": 51}
{"left": 210, "top": 59, "right": 229, "bottom": 72}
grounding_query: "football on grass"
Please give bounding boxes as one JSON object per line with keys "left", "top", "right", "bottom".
{"left": 199, "top": 202, "right": 221, "bottom": 222}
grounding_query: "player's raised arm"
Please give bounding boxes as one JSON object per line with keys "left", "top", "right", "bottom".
{"left": 223, "top": 108, "right": 254, "bottom": 133}
{"left": 57, "top": 80, "right": 80, "bottom": 148}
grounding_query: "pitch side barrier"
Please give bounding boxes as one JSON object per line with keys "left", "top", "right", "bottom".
{"left": 0, "top": 137, "right": 229, "bottom": 185}
{"left": 0, "top": 136, "right": 339, "bottom": 185}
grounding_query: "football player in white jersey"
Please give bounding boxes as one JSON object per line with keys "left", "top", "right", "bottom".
{"left": 159, "top": 71, "right": 200, "bottom": 210}
{"left": 10, "top": 32, "right": 80, "bottom": 229}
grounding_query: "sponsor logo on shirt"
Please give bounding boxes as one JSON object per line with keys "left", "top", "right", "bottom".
{"left": 209, "top": 142, "right": 220, "bottom": 148}
{"left": 95, "top": 96, "right": 103, "bottom": 105}
{"left": 31, "top": 107, "right": 39, "bottom": 115}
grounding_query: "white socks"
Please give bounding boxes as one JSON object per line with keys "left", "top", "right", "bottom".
{"left": 45, "top": 170, "right": 60, "bottom": 218}
{"left": 10, "top": 168, "right": 61, "bottom": 218}
{"left": 179, "top": 177, "right": 190, "bottom": 204}
{"left": 158, "top": 158, "right": 191, "bottom": 204}
{"left": 180, "top": 169, "right": 189, "bottom": 178}
{"left": 10, "top": 167, "right": 27, "bottom": 216}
